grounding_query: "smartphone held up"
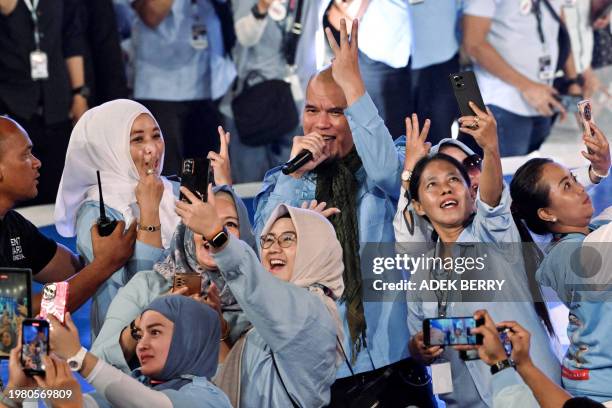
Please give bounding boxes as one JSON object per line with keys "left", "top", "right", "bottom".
{"left": 21, "top": 318, "right": 49, "bottom": 377}
{"left": 423, "top": 316, "right": 484, "bottom": 347}
{"left": 179, "top": 158, "right": 210, "bottom": 203}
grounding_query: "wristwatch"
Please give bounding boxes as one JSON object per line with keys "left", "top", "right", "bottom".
{"left": 490, "top": 358, "right": 515, "bottom": 375}
{"left": 207, "top": 227, "right": 229, "bottom": 248}
{"left": 67, "top": 347, "right": 88, "bottom": 372}
{"left": 138, "top": 224, "right": 161, "bottom": 232}
{"left": 401, "top": 170, "right": 412, "bottom": 183}
{"left": 71, "top": 85, "right": 90, "bottom": 99}
{"left": 251, "top": 4, "right": 267, "bottom": 19}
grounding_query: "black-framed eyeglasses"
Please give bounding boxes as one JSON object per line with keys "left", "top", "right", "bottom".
{"left": 260, "top": 232, "right": 297, "bottom": 249}
{"left": 462, "top": 154, "right": 482, "bottom": 172}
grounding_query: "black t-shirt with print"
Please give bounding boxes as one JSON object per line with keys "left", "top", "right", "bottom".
{"left": 0, "top": 210, "right": 57, "bottom": 275}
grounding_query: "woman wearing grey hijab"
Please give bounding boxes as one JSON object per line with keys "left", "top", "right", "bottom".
{"left": 47, "top": 296, "right": 231, "bottom": 407}
{"left": 92, "top": 185, "right": 255, "bottom": 373}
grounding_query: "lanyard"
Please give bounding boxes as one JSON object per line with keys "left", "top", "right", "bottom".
{"left": 532, "top": 0, "right": 547, "bottom": 48}
{"left": 431, "top": 243, "right": 450, "bottom": 318}
{"left": 23, "top": 0, "right": 41, "bottom": 50}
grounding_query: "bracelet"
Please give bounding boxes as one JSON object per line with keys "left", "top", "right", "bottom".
{"left": 590, "top": 166, "right": 610, "bottom": 180}
{"left": 138, "top": 224, "right": 161, "bottom": 232}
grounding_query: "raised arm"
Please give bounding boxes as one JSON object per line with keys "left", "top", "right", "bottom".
{"left": 458, "top": 102, "right": 502, "bottom": 207}
{"left": 325, "top": 19, "right": 404, "bottom": 196}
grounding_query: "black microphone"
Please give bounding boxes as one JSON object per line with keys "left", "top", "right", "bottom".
{"left": 281, "top": 149, "right": 313, "bottom": 175}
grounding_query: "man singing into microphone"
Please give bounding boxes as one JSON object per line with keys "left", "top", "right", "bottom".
{"left": 254, "top": 19, "right": 433, "bottom": 406}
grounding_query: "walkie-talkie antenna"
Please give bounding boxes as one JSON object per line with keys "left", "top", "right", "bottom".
{"left": 97, "top": 170, "right": 108, "bottom": 222}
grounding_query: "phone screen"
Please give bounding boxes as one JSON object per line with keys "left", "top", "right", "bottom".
{"left": 498, "top": 328, "right": 513, "bottom": 356}
{"left": 425, "top": 317, "right": 481, "bottom": 346}
{"left": 21, "top": 319, "right": 49, "bottom": 375}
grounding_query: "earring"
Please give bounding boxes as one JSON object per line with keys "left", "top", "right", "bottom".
{"left": 551, "top": 217, "right": 557, "bottom": 223}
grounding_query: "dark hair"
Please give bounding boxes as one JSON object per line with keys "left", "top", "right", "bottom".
{"left": 509, "top": 158, "right": 554, "bottom": 235}
{"left": 510, "top": 158, "right": 556, "bottom": 337}
{"left": 408, "top": 153, "right": 471, "bottom": 203}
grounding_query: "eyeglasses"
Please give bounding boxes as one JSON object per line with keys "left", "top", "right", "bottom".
{"left": 462, "top": 154, "right": 482, "bottom": 172}
{"left": 260, "top": 232, "right": 297, "bottom": 249}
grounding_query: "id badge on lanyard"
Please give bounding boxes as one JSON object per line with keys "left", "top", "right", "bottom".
{"left": 531, "top": 0, "right": 555, "bottom": 81}
{"left": 24, "top": 0, "right": 48, "bottom": 80}
{"left": 190, "top": 0, "right": 208, "bottom": 50}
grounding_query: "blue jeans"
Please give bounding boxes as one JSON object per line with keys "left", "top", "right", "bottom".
{"left": 488, "top": 105, "right": 553, "bottom": 157}
{"left": 359, "top": 52, "right": 412, "bottom": 139}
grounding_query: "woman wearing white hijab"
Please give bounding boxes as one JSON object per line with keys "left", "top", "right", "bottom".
{"left": 55, "top": 99, "right": 180, "bottom": 338}
{"left": 177, "top": 188, "right": 344, "bottom": 408}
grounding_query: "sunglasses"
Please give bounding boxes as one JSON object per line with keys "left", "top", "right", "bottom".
{"left": 462, "top": 154, "right": 482, "bottom": 172}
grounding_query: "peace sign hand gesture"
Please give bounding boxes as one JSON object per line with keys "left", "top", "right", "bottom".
{"left": 324, "top": 18, "right": 365, "bottom": 105}
{"left": 208, "top": 126, "right": 232, "bottom": 186}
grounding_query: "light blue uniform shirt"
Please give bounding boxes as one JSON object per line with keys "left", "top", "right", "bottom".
{"left": 125, "top": 0, "right": 235, "bottom": 100}
{"left": 537, "top": 220, "right": 612, "bottom": 403}
{"left": 76, "top": 203, "right": 165, "bottom": 340}
{"left": 213, "top": 236, "right": 338, "bottom": 407}
{"left": 408, "top": 0, "right": 461, "bottom": 70}
{"left": 254, "top": 92, "right": 410, "bottom": 378}
{"left": 407, "top": 185, "right": 561, "bottom": 407}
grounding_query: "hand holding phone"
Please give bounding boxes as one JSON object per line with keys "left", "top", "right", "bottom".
{"left": 39, "top": 282, "right": 69, "bottom": 323}
{"left": 172, "top": 273, "right": 202, "bottom": 297}
{"left": 21, "top": 319, "right": 49, "bottom": 377}
{"left": 578, "top": 99, "right": 596, "bottom": 137}
{"left": 410, "top": 331, "right": 444, "bottom": 364}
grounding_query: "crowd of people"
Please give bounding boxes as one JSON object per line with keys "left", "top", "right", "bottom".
{"left": 0, "top": 0, "right": 612, "bottom": 407}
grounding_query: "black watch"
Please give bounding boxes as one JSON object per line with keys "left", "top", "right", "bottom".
{"left": 251, "top": 4, "right": 267, "bottom": 19}
{"left": 490, "top": 358, "right": 515, "bottom": 375}
{"left": 207, "top": 227, "right": 229, "bottom": 248}
{"left": 72, "top": 85, "right": 90, "bottom": 99}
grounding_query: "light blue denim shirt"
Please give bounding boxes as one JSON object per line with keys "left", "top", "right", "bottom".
{"left": 537, "top": 219, "right": 612, "bottom": 403}
{"left": 407, "top": 185, "right": 561, "bottom": 407}
{"left": 213, "top": 235, "right": 338, "bottom": 407}
{"left": 124, "top": 0, "right": 236, "bottom": 100}
{"left": 408, "top": 0, "right": 460, "bottom": 69}
{"left": 76, "top": 203, "right": 166, "bottom": 341}
{"left": 253, "top": 92, "right": 409, "bottom": 378}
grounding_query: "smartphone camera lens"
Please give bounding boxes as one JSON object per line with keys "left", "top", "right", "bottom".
{"left": 457, "top": 83, "right": 465, "bottom": 88}
{"left": 453, "top": 75, "right": 463, "bottom": 82}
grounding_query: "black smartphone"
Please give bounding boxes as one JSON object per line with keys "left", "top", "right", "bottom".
{"left": 423, "top": 316, "right": 484, "bottom": 346}
{"left": 21, "top": 318, "right": 49, "bottom": 377}
{"left": 179, "top": 158, "right": 210, "bottom": 203}
{"left": 449, "top": 71, "right": 487, "bottom": 118}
